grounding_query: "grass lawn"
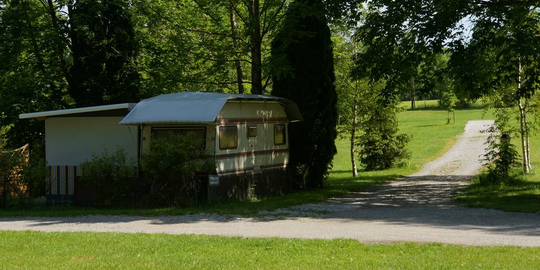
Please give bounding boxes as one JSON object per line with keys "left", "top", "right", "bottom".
{"left": 1, "top": 231, "right": 539, "bottom": 270}
{"left": 0, "top": 107, "right": 491, "bottom": 217}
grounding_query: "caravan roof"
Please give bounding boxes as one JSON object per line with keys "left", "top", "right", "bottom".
{"left": 119, "top": 92, "right": 303, "bottom": 125}
{"left": 19, "top": 92, "right": 303, "bottom": 124}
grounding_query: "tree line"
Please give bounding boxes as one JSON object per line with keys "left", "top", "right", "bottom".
{"left": 0, "top": 0, "right": 295, "bottom": 148}
{"left": 333, "top": 0, "right": 540, "bottom": 178}
{"left": 0, "top": 0, "right": 337, "bottom": 190}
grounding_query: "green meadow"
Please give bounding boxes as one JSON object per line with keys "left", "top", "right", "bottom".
{"left": 0, "top": 231, "right": 538, "bottom": 270}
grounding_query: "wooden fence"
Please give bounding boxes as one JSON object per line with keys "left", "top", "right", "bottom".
{"left": 0, "top": 144, "right": 29, "bottom": 206}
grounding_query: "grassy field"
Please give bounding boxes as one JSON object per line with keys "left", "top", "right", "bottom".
{"left": 1, "top": 231, "right": 539, "bottom": 270}
{"left": 0, "top": 106, "right": 491, "bottom": 217}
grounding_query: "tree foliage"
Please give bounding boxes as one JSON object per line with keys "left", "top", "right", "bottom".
{"left": 335, "top": 0, "right": 540, "bottom": 174}
{"left": 0, "top": 0, "right": 68, "bottom": 149}
{"left": 448, "top": 5, "right": 540, "bottom": 173}
{"left": 333, "top": 30, "right": 361, "bottom": 176}
{"left": 142, "top": 133, "right": 213, "bottom": 206}
{"left": 133, "top": 0, "right": 288, "bottom": 95}
{"left": 480, "top": 119, "right": 520, "bottom": 186}
{"left": 68, "top": 0, "right": 142, "bottom": 106}
{"left": 80, "top": 147, "right": 139, "bottom": 207}
{"left": 357, "top": 93, "right": 411, "bottom": 171}
{"left": 272, "top": 0, "right": 337, "bottom": 189}
{"left": 439, "top": 91, "right": 457, "bottom": 124}
{"left": 0, "top": 0, "right": 292, "bottom": 150}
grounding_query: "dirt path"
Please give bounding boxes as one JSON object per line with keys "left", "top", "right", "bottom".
{"left": 1, "top": 120, "right": 540, "bottom": 246}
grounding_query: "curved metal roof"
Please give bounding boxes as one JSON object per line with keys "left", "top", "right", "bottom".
{"left": 19, "top": 103, "right": 136, "bottom": 119}
{"left": 119, "top": 92, "right": 303, "bottom": 125}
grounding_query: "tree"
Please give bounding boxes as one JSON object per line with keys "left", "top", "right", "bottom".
{"left": 337, "top": 0, "right": 540, "bottom": 174}
{"left": 353, "top": 6, "right": 437, "bottom": 106}
{"left": 480, "top": 107, "right": 520, "bottom": 185}
{"left": 1, "top": 0, "right": 144, "bottom": 148}
{"left": 271, "top": 0, "right": 337, "bottom": 189}
{"left": 333, "top": 30, "right": 360, "bottom": 177}
{"left": 133, "top": 0, "right": 242, "bottom": 94}
{"left": 448, "top": 6, "right": 540, "bottom": 173}
{"left": 207, "top": 0, "right": 289, "bottom": 94}
{"left": 68, "top": 0, "right": 142, "bottom": 106}
{"left": 357, "top": 94, "right": 411, "bottom": 171}
{"left": 134, "top": 0, "right": 288, "bottom": 95}
{"left": 439, "top": 91, "right": 457, "bottom": 124}
{"left": 0, "top": 0, "right": 68, "bottom": 149}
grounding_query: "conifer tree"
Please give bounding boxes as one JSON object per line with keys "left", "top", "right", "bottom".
{"left": 69, "top": 0, "right": 141, "bottom": 106}
{"left": 271, "top": 0, "right": 337, "bottom": 189}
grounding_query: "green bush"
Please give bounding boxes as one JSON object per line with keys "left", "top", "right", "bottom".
{"left": 357, "top": 101, "right": 412, "bottom": 171}
{"left": 142, "top": 133, "right": 214, "bottom": 206}
{"left": 20, "top": 154, "right": 48, "bottom": 200}
{"left": 80, "top": 147, "right": 139, "bottom": 207}
{"left": 480, "top": 132, "right": 520, "bottom": 186}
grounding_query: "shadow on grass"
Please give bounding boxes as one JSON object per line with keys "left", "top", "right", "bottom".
{"left": 2, "top": 173, "right": 540, "bottom": 238}
{"left": 455, "top": 178, "right": 540, "bottom": 213}
{"left": 0, "top": 173, "right": 400, "bottom": 218}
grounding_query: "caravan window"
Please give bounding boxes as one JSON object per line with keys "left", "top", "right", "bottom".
{"left": 274, "top": 124, "right": 286, "bottom": 145}
{"left": 247, "top": 126, "right": 258, "bottom": 138}
{"left": 219, "top": 126, "right": 238, "bottom": 150}
{"left": 151, "top": 127, "right": 206, "bottom": 148}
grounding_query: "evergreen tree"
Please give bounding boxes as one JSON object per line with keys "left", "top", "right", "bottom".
{"left": 271, "top": 0, "right": 337, "bottom": 189}
{"left": 69, "top": 0, "right": 141, "bottom": 106}
{"left": 357, "top": 95, "right": 411, "bottom": 171}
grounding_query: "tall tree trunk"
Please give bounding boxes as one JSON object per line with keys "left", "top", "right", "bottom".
{"left": 518, "top": 98, "right": 530, "bottom": 173}
{"left": 249, "top": 0, "right": 263, "bottom": 94}
{"left": 517, "top": 59, "right": 531, "bottom": 173}
{"left": 525, "top": 98, "right": 532, "bottom": 172}
{"left": 229, "top": 3, "right": 245, "bottom": 94}
{"left": 350, "top": 93, "right": 358, "bottom": 177}
{"left": 26, "top": 19, "right": 46, "bottom": 75}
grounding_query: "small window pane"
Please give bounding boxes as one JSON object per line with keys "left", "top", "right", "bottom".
{"left": 219, "top": 126, "right": 238, "bottom": 150}
{"left": 274, "top": 124, "right": 286, "bottom": 145}
{"left": 247, "top": 126, "right": 257, "bottom": 138}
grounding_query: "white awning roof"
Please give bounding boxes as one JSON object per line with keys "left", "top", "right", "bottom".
{"left": 119, "top": 92, "right": 303, "bottom": 125}
{"left": 19, "top": 103, "right": 136, "bottom": 119}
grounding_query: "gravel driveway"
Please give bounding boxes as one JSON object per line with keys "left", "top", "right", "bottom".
{"left": 1, "top": 120, "right": 539, "bottom": 246}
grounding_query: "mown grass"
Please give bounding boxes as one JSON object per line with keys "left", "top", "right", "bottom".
{"left": 0, "top": 231, "right": 539, "bottom": 270}
{"left": 0, "top": 107, "right": 491, "bottom": 217}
